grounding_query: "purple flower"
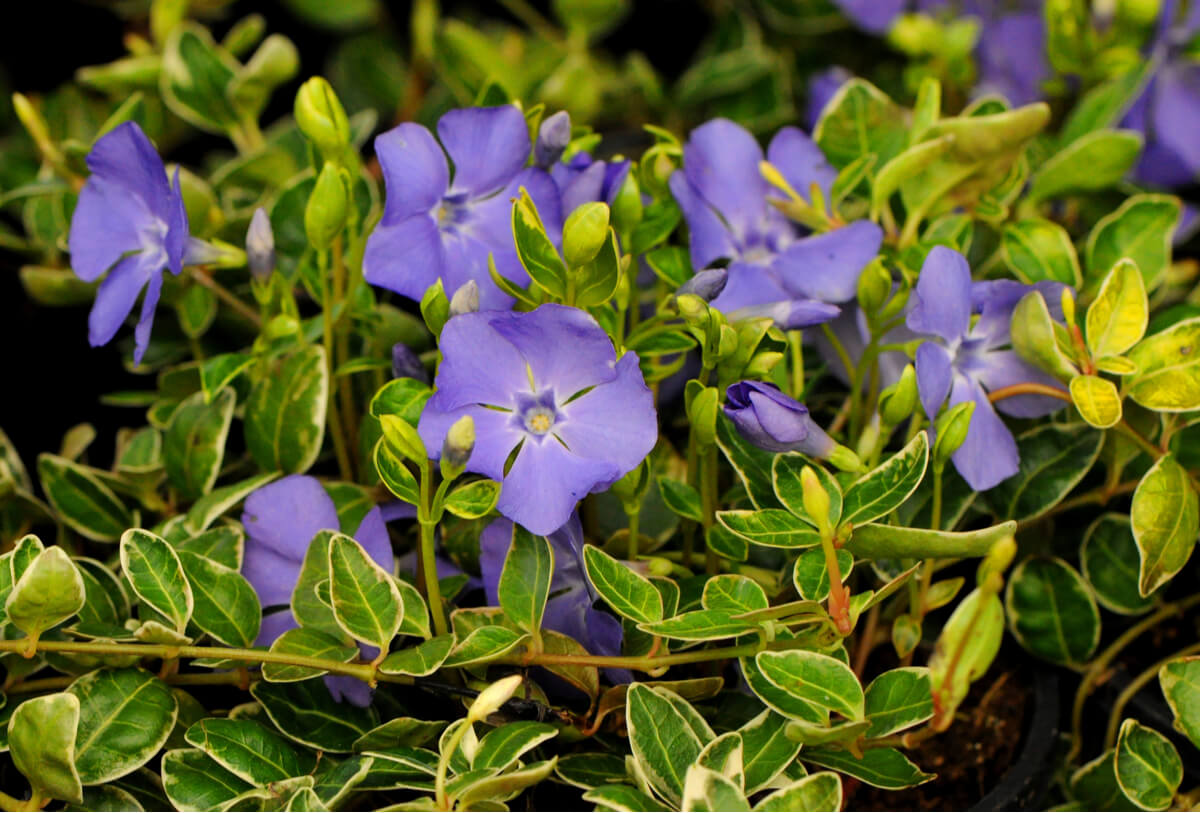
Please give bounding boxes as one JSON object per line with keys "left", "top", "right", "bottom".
{"left": 833, "top": 0, "right": 909, "bottom": 33}
{"left": 1121, "top": 0, "right": 1200, "bottom": 187}
{"left": 480, "top": 514, "right": 629, "bottom": 683}
{"left": 246, "top": 207, "right": 275, "bottom": 281}
{"left": 669, "top": 118, "right": 883, "bottom": 330}
{"left": 391, "top": 343, "right": 428, "bottom": 383}
{"left": 551, "top": 151, "right": 632, "bottom": 217}
{"left": 241, "top": 475, "right": 394, "bottom": 706}
{"left": 906, "top": 247, "right": 1067, "bottom": 490}
{"left": 68, "top": 122, "right": 189, "bottom": 364}
{"left": 417, "top": 305, "right": 657, "bottom": 535}
{"left": 724, "top": 381, "right": 837, "bottom": 457}
{"left": 363, "top": 106, "right": 562, "bottom": 310}
{"left": 807, "top": 67, "right": 854, "bottom": 130}
{"left": 535, "top": 110, "right": 572, "bottom": 168}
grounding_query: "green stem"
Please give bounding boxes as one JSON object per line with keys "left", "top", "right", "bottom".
{"left": 1069, "top": 593, "right": 1200, "bottom": 765}
{"left": 1104, "top": 641, "right": 1200, "bottom": 749}
{"left": 788, "top": 330, "right": 805, "bottom": 399}
{"left": 701, "top": 444, "right": 719, "bottom": 575}
{"left": 332, "top": 235, "right": 359, "bottom": 466}
{"left": 436, "top": 720, "right": 471, "bottom": 811}
{"left": 190, "top": 267, "right": 262, "bottom": 328}
{"left": 319, "top": 249, "right": 354, "bottom": 482}
{"left": 627, "top": 503, "right": 640, "bottom": 562}
{"left": 419, "top": 458, "right": 449, "bottom": 638}
{"left": 516, "top": 640, "right": 765, "bottom": 671}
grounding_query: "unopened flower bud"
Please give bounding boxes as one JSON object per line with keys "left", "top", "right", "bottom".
{"left": 611, "top": 170, "right": 643, "bottom": 235}
{"left": 246, "top": 207, "right": 275, "bottom": 281}
{"left": 535, "top": 110, "right": 571, "bottom": 168}
{"left": 294, "top": 77, "right": 351, "bottom": 158}
{"left": 826, "top": 444, "right": 864, "bottom": 473}
{"left": 716, "top": 324, "right": 739, "bottom": 359}
{"left": 1117, "top": 0, "right": 1161, "bottom": 26}
{"left": 724, "top": 381, "right": 839, "bottom": 459}
{"left": 305, "top": 162, "right": 348, "bottom": 250}
{"left": 857, "top": 259, "right": 892, "bottom": 315}
{"left": 562, "top": 202, "right": 610, "bottom": 267}
{"left": 977, "top": 535, "right": 1016, "bottom": 585}
{"left": 675, "top": 293, "right": 710, "bottom": 324}
{"left": 879, "top": 364, "right": 919, "bottom": 425}
{"left": 440, "top": 415, "right": 475, "bottom": 480}
{"left": 676, "top": 268, "right": 728, "bottom": 302}
{"left": 468, "top": 674, "right": 523, "bottom": 723}
{"left": 449, "top": 280, "right": 480, "bottom": 316}
{"left": 391, "top": 343, "right": 428, "bottom": 383}
{"left": 800, "top": 466, "right": 833, "bottom": 536}
{"left": 933, "top": 400, "right": 975, "bottom": 467}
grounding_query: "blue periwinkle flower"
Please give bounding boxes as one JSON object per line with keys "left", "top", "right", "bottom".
{"left": 669, "top": 118, "right": 883, "bottom": 330}
{"left": 907, "top": 247, "right": 1067, "bottom": 490}
{"left": 724, "top": 381, "right": 837, "bottom": 457}
{"left": 418, "top": 304, "right": 657, "bottom": 535}
{"left": 535, "top": 110, "right": 572, "bottom": 168}
{"left": 246, "top": 207, "right": 276, "bottom": 281}
{"left": 68, "top": 121, "right": 189, "bottom": 364}
{"left": 391, "top": 343, "right": 428, "bottom": 383}
{"left": 480, "top": 514, "right": 629, "bottom": 683}
{"left": 241, "top": 475, "right": 394, "bottom": 706}
{"left": 363, "top": 105, "right": 561, "bottom": 310}
{"left": 551, "top": 150, "right": 631, "bottom": 217}
{"left": 676, "top": 267, "right": 729, "bottom": 301}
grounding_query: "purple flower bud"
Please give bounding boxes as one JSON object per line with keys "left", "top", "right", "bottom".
{"left": 246, "top": 207, "right": 275, "bottom": 281}
{"left": 535, "top": 111, "right": 571, "bottom": 168}
{"left": 724, "top": 381, "right": 836, "bottom": 457}
{"left": 391, "top": 342, "right": 428, "bottom": 383}
{"left": 676, "top": 268, "right": 728, "bottom": 302}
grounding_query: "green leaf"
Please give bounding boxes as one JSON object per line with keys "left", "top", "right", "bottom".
{"left": 184, "top": 471, "right": 279, "bottom": 534}
{"left": 74, "top": 557, "right": 131, "bottom": 629}
{"left": 473, "top": 721, "right": 557, "bottom": 772}
{"left": 199, "top": 353, "right": 254, "bottom": 404}
{"left": 841, "top": 432, "right": 928, "bottom": 526}
{"left": 263, "top": 627, "right": 359, "bottom": 683}
{"left": 161, "top": 748, "right": 253, "bottom": 811}
{"left": 160, "top": 25, "right": 239, "bottom": 132}
{"left": 755, "top": 651, "right": 864, "bottom": 721}
{"left": 702, "top": 574, "right": 768, "bottom": 615}
{"left": 352, "top": 718, "right": 446, "bottom": 752}
{"left": 374, "top": 440, "right": 420, "bottom": 504}
{"left": 9, "top": 693, "right": 83, "bottom": 803}
{"left": 395, "top": 577, "right": 431, "bottom": 639}
{"left": 512, "top": 188, "right": 567, "bottom": 297}
{"left": 454, "top": 759, "right": 558, "bottom": 806}
{"left": 443, "top": 479, "right": 500, "bottom": 520}
{"left": 1160, "top": 657, "right": 1200, "bottom": 751}
{"left": 244, "top": 345, "right": 328, "bottom": 474}
{"left": 706, "top": 525, "right": 749, "bottom": 562}
{"left": 1131, "top": 454, "right": 1198, "bottom": 596}
{"left": 658, "top": 477, "right": 704, "bottom": 523}
{"left": 1006, "top": 557, "right": 1100, "bottom": 666}
{"left": 6, "top": 547, "right": 85, "bottom": 638}
{"left": 738, "top": 711, "right": 803, "bottom": 795}
{"left": 986, "top": 424, "right": 1104, "bottom": 521}
{"left": 120, "top": 529, "right": 194, "bottom": 634}
{"left": 583, "top": 544, "right": 663, "bottom": 625}
{"left": 443, "top": 626, "right": 529, "bottom": 668}
{"left": 575, "top": 229, "right": 622, "bottom": 308}
{"left": 178, "top": 550, "right": 261, "bottom": 647}
{"left": 803, "top": 746, "right": 934, "bottom": 789}
{"left": 378, "top": 634, "right": 454, "bottom": 677}
{"left": 1011, "top": 290, "right": 1080, "bottom": 381}
{"left": 928, "top": 588, "right": 1004, "bottom": 715}
{"left": 328, "top": 532, "right": 403, "bottom": 649}
{"left": 792, "top": 547, "right": 853, "bottom": 602}
{"left": 638, "top": 609, "right": 758, "bottom": 641}
{"left": 1087, "top": 259, "right": 1149, "bottom": 359}
{"left": 369, "top": 378, "right": 432, "bottom": 423}
{"left": 68, "top": 668, "right": 177, "bottom": 784}
{"left": 754, "top": 771, "right": 842, "bottom": 812}
{"left": 1082, "top": 514, "right": 1157, "bottom": 615}
{"left": 1114, "top": 719, "right": 1182, "bottom": 811}
{"left": 844, "top": 520, "right": 1016, "bottom": 559}
{"left": 290, "top": 532, "right": 340, "bottom": 636}
{"left": 814, "top": 79, "right": 908, "bottom": 170}
{"left": 1127, "top": 316, "right": 1200, "bottom": 411}
{"left": 1060, "top": 61, "right": 1153, "bottom": 145}
{"left": 863, "top": 667, "right": 933, "bottom": 738}
{"left": 185, "top": 718, "right": 316, "bottom": 785}
{"left": 716, "top": 509, "right": 821, "bottom": 549}
{"left": 1069, "top": 749, "right": 1136, "bottom": 811}
{"left": 178, "top": 526, "right": 243, "bottom": 571}
{"left": 772, "top": 455, "right": 841, "bottom": 528}
{"left": 37, "top": 454, "right": 131, "bottom": 542}
{"left": 252, "top": 679, "right": 378, "bottom": 753}
{"left": 498, "top": 525, "right": 553, "bottom": 637}
{"left": 164, "top": 388, "right": 235, "bottom": 500}
{"left": 1086, "top": 194, "right": 1181, "bottom": 287}
{"left": 176, "top": 283, "right": 217, "bottom": 339}
{"left": 1071, "top": 375, "right": 1123, "bottom": 429}
{"left": 716, "top": 416, "right": 780, "bottom": 510}
{"left": 1027, "top": 130, "right": 1143, "bottom": 202}
{"left": 681, "top": 765, "right": 750, "bottom": 812}
{"left": 696, "top": 731, "right": 744, "bottom": 788}
{"left": 584, "top": 784, "right": 668, "bottom": 811}
{"left": 1002, "top": 218, "right": 1082, "bottom": 286}
{"left": 626, "top": 685, "right": 708, "bottom": 805}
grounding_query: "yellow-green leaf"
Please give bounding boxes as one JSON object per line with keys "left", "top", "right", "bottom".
{"left": 1070, "top": 375, "right": 1122, "bottom": 428}
{"left": 1085, "top": 259, "right": 1147, "bottom": 359}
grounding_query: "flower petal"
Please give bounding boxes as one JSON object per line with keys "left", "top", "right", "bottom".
{"left": 949, "top": 376, "right": 1020, "bottom": 491}
{"left": 242, "top": 475, "right": 340, "bottom": 561}
{"left": 255, "top": 609, "right": 298, "bottom": 647}
{"left": 974, "top": 11, "right": 1049, "bottom": 106}
{"left": 438, "top": 106, "right": 531, "bottom": 198}
{"left": 85, "top": 122, "right": 173, "bottom": 218}
{"left": 417, "top": 399, "right": 522, "bottom": 479}
{"left": 243, "top": 543, "right": 302, "bottom": 613}
{"left": 766, "top": 126, "right": 838, "bottom": 207}
{"left": 915, "top": 341, "right": 954, "bottom": 420}
{"left": 907, "top": 246, "right": 972, "bottom": 343}
{"left": 165, "top": 168, "right": 188, "bottom": 275}
{"left": 478, "top": 518, "right": 510, "bottom": 606}
{"left": 69, "top": 177, "right": 155, "bottom": 282}
{"left": 709, "top": 261, "right": 790, "bottom": 313}
{"left": 488, "top": 304, "right": 621, "bottom": 398}
{"left": 729, "top": 299, "right": 841, "bottom": 330}
{"left": 376, "top": 122, "right": 449, "bottom": 223}
{"left": 498, "top": 438, "right": 619, "bottom": 535}
{"left": 774, "top": 220, "right": 883, "bottom": 304}
{"left": 426, "top": 312, "right": 532, "bottom": 410}
{"left": 973, "top": 349, "right": 1069, "bottom": 418}
{"left": 555, "top": 353, "right": 658, "bottom": 474}
{"left": 363, "top": 214, "right": 445, "bottom": 303}
{"left": 833, "top": 0, "right": 905, "bottom": 33}
{"left": 132, "top": 263, "right": 166, "bottom": 365}
{"left": 669, "top": 171, "right": 738, "bottom": 269}
{"left": 352, "top": 506, "right": 395, "bottom": 573}
{"left": 681, "top": 118, "right": 768, "bottom": 240}
{"left": 87, "top": 250, "right": 158, "bottom": 349}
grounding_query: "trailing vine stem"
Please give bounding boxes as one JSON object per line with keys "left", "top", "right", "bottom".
{"left": 1103, "top": 640, "right": 1200, "bottom": 749}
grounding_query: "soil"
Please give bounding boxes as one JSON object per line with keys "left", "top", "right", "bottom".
{"left": 849, "top": 664, "right": 1032, "bottom": 811}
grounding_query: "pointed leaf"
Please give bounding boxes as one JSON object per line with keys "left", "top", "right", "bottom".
{"left": 328, "top": 533, "right": 403, "bottom": 649}
{"left": 1132, "top": 454, "right": 1198, "bottom": 596}
{"left": 120, "top": 529, "right": 193, "bottom": 633}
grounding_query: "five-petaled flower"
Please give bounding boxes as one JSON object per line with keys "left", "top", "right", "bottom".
{"left": 363, "top": 105, "right": 561, "bottom": 311}
{"left": 68, "top": 121, "right": 190, "bottom": 364}
{"left": 480, "top": 514, "right": 630, "bottom": 684}
{"left": 418, "top": 304, "right": 657, "bottom": 535}
{"left": 670, "top": 118, "right": 883, "bottom": 330}
{"left": 241, "top": 474, "right": 394, "bottom": 706}
{"left": 907, "top": 246, "right": 1067, "bottom": 490}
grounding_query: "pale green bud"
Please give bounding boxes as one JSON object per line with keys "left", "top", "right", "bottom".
{"left": 440, "top": 415, "right": 475, "bottom": 480}
{"left": 611, "top": 170, "right": 644, "bottom": 235}
{"left": 933, "top": 400, "right": 975, "bottom": 467}
{"left": 857, "top": 259, "right": 892, "bottom": 315}
{"left": 448, "top": 280, "right": 480, "bottom": 316}
{"left": 562, "top": 202, "right": 610, "bottom": 266}
{"left": 977, "top": 535, "right": 1016, "bottom": 586}
{"left": 879, "top": 364, "right": 919, "bottom": 425}
{"left": 420, "top": 279, "right": 450, "bottom": 337}
{"left": 826, "top": 444, "right": 864, "bottom": 473}
{"left": 800, "top": 466, "right": 832, "bottom": 536}
{"left": 304, "top": 162, "right": 348, "bottom": 250}
{"left": 468, "top": 674, "right": 524, "bottom": 723}
{"left": 294, "top": 77, "right": 351, "bottom": 158}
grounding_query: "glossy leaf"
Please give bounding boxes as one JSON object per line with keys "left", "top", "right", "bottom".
{"left": 1006, "top": 557, "right": 1100, "bottom": 666}
{"left": 263, "top": 627, "right": 359, "bottom": 682}
{"left": 120, "top": 529, "right": 193, "bottom": 634}
{"left": 443, "top": 626, "right": 529, "bottom": 668}
{"left": 986, "top": 424, "right": 1103, "bottom": 521}
{"left": 498, "top": 524, "right": 553, "bottom": 636}
{"left": 328, "top": 532, "right": 403, "bottom": 649}
{"left": 701, "top": 574, "right": 768, "bottom": 615}
{"left": 738, "top": 711, "right": 803, "bottom": 795}
{"left": 754, "top": 771, "right": 842, "bottom": 812}
{"left": 443, "top": 479, "right": 500, "bottom": 520}
{"left": 1127, "top": 317, "right": 1200, "bottom": 411}
{"left": 625, "top": 684, "right": 707, "bottom": 805}
{"left": 1081, "top": 514, "right": 1157, "bottom": 615}
{"left": 716, "top": 509, "right": 821, "bottom": 549}
{"left": 803, "top": 746, "right": 934, "bottom": 789}
{"left": 178, "top": 550, "right": 261, "bottom": 647}
{"left": 1071, "top": 375, "right": 1122, "bottom": 429}
{"left": 864, "top": 668, "right": 933, "bottom": 738}
{"left": 681, "top": 764, "right": 750, "bottom": 812}
{"left": 68, "top": 668, "right": 177, "bottom": 784}
{"left": 1086, "top": 259, "right": 1148, "bottom": 359}
{"left": 244, "top": 345, "right": 328, "bottom": 474}
{"left": 792, "top": 547, "right": 853, "bottom": 602}
{"left": 1086, "top": 194, "right": 1181, "bottom": 286}
{"left": 1114, "top": 719, "right": 1181, "bottom": 811}
{"left": 473, "top": 721, "right": 557, "bottom": 772}
{"left": 638, "top": 609, "right": 758, "bottom": 641}
{"left": 1160, "top": 657, "right": 1200, "bottom": 751}
{"left": 1002, "top": 218, "right": 1081, "bottom": 286}
{"left": 841, "top": 432, "right": 928, "bottom": 525}
{"left": 38, "top": 454, "right": 131, "bottom": 542}
{"left": 9, "top": 693, "right": 83, "bottom": 803}
{"left": 161, "top": 748, "right": 253, "bottom": 811}
{"left": 6, "top": 546, "right": 85, "bottom": 638}
{"left": 185, "top": 718, "right": 316, "bottom": 785}
{"left": 252, "top": 679, "right": 378, "bottom": 753}
{"left": 772, "top": 455, "right": 841, "bottom": 528}
{"left": 1131, "top": 454, "right": 1198, "bottom": 596}
{"left": 163, "top": 388, "right": 235, "bottom": 500}
{"left": 378, "top": 634, "right": 454, "bottom": 677}
{"left": 756, "top": 650, "right": 864, "bottom": 721}
{"left": 1027, "top": 130, "right": 1143, "bottom": 202}
{"left": 583, "top": 544, "right": 663, "bottom": 625}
